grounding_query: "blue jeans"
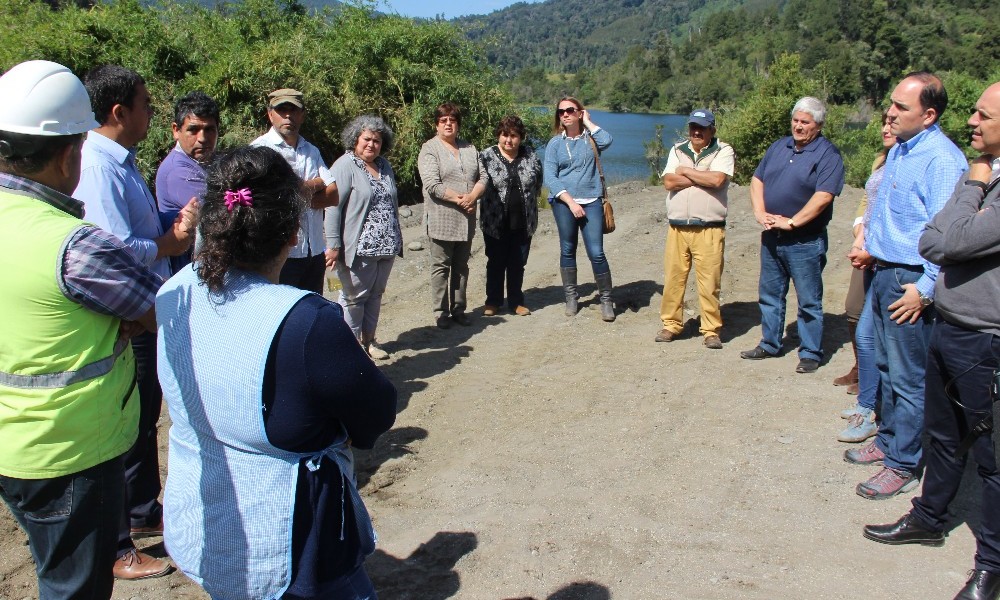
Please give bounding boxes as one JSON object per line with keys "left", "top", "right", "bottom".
{"left": 870, "top": 264, "right": 934, "bottom": 474}
{"left": 757, "top": 231, "right": 827, "bottom": 360}
{"left": 856, "top": 274, "right": 879, "bottom": 411}
{"left": 0, "top": 457, "right": 124, "bottom": 599}
{"left": 551, "top": 200, "right": 609, "bottom": 275}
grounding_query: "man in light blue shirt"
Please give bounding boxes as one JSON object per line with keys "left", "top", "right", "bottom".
{"left": 73, "top": 64, "right": 197, "bottom": 580}
{"left": 846, "top": 72, "right": 968, "bottom": 500}
{"left": 251, "top": 88, "right": 338, "bottom": 294}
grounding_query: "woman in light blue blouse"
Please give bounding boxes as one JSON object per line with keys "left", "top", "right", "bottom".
{"left": 543, "top": 96, "right": 615, "bottom": 321}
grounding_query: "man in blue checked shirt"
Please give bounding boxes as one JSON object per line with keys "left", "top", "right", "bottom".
{"left": 73, "top": 64, "right": 196, "bottom": 580}
{"left": 846, "top": 72, "right": 968, "bottom": 500}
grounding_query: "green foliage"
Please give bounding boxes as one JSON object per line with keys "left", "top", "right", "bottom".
{"left": 717, "top": 54, "right": 813, "bottom": 185}
{"left": 643, "top": 125, "right": 668, "bottom": 185}
{"left": 0, "top": 0, "right": 519, "bottom": 203}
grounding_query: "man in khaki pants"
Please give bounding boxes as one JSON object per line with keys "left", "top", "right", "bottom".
{"left": 656, "top": 109, "right": 734, "bottom": 349}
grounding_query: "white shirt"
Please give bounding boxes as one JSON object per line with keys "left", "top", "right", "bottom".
{"left": 250, "top": 128, "right": 335, "bottom": 258}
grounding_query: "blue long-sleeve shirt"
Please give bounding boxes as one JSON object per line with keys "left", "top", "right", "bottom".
{"left": 543, "top": 128, "right": 612, "bottom": 201}
{"left": 864, "top": 124, "right": 967, "bottom": 297}
{"left": 73, "top": 131, "right": 170, "bottom": 279}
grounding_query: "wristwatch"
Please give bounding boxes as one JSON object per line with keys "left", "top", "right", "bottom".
{"left": 787, "top": 218, "right": 796, "bottom": 229}
{"left": 964, "top": 180, "right": 989, "bottom": 192}
{"left": 918, "top": 291, "right": 934, "bottom": 307}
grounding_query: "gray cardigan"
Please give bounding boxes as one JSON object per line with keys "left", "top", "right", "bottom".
{"left": 919, "top": 173, "right": 1000, "bottom": 335}
{"left": 324, "top": 153, "right": 401, "bottom": 269}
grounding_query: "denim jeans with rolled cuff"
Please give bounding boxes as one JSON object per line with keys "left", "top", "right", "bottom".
{"left": 756, "top": 230, "right": 827, "bottom": 361}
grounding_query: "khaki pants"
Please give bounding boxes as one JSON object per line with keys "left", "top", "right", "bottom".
{"left": 659, "top": 225, "right": 725, "bottom": 337}
{"left": 429, "top": 237, "right": 472, "bottom": 316}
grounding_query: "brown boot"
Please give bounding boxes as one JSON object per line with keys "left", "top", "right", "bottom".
{"left": 833, "top": 319, "right": 858, "bottom": 386}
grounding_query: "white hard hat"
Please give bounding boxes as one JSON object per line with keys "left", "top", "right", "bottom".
{"left": 0, "top": 60, "right": 98, "bottom": 136}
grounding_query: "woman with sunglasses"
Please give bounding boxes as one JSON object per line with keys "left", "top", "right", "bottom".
{"left": 418, "top": 102, "right": 486, "bottom": 329}
{"left": 543, "top": 97, "right": 615, "bottom": 321}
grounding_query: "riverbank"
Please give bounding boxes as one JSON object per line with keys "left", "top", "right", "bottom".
{"left": 0, "top": 181, "right": 981, "bottom": 599}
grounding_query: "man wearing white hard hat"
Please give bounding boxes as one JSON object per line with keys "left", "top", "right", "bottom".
{"left": 0, "top": 60, "right": 163, "bottom": 597}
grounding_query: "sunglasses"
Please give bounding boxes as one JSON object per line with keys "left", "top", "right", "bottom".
{"left": 556, "top": 107, "right": 580, "bottom": 116}
{"left": 437, "top": 116, "right": 458, "bottom": 124}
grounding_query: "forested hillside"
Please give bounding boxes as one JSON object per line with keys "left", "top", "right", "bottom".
{"left": 0, "top": 0, "right": 521, "bottom": 203}
{"left": 459, "top": 0, "right": 999, "bottom": 113}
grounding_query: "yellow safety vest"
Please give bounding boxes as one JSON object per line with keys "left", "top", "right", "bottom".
{"left": 0, "top": 187, "right": 138, "bottom": 479}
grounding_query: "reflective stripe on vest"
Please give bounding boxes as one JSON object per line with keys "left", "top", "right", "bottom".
{"left": 0, "top": 337, "right": 129, "bottom": 389}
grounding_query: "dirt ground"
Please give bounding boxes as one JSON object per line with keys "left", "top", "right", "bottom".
{"left": 0, "top": 181, "right": 985, "bottom": 599}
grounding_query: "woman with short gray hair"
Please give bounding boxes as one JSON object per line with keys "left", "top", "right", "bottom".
{"left": 325, "top": 115, "right": 403, "bottom": 359}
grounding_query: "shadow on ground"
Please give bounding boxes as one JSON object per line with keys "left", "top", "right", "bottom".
{"left": 368, "top": 531, "right": 477, "bottom": 600}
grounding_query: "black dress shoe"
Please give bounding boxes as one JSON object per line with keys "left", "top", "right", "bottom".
{"left": 862, "top": 513, "right": 945, "bottom": 546}
{"left": 954, "top": 570, "right": 1000, "bottom": 600}
{"left": 740, "top": 346, "right": 776, "bottom": 360}
{"left": 796, "top": 358, "right": 819, "bottom": 373}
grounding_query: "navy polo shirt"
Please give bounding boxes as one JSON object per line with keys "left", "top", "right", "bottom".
{"left": 753, "top": 135, "right": 845, "bottom": 236}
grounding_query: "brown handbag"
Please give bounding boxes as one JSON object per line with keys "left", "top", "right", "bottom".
{"left": 586, "top": 133, "right": 615, "bottom": 233}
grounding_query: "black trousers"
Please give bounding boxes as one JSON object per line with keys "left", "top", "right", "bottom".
{"left": 117, "top": 331, "right": 163, "bottom": 555}
{"left": 280, "top": 254, "right": 327, "bottom": 295}
{"left": 911, "top": 318, "right": 1000, "bottom": 573}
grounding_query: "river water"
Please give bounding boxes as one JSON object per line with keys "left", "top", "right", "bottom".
{"left": 530, "top": 110, "right": 689, "bottom": 185}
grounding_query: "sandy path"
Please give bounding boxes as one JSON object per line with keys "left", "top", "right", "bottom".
{"left": 0, "top": 182, "right": 981, "bottom": 599}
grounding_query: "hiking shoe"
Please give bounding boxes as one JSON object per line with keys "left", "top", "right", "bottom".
{"left": 838, "top": 409, "right": 877, "bottom": 443}
{"left": 435, "top": 314, "right": 451, "bottom": 329}
{"left": 857, "top": 467, "right": 919, "bottom": 500}
{"left": 844, "top": 441, "right": 885, "bottom": 465}
{"left": 704, "top": 335, "right": 723, "bottom": 349}
{"left": 841, "top": 403, "right": 863, "bottom": 419}
{"left": 483, "top": 305, "right": 499, "bottom": 316}
{"left": 451, "top": 312, "right": 472, "bottom": 326}
{"left": 740, "top": 346, "right": 776, "bottom": 360}
{"left": 655, "top": 328, "right": 677, "bottom": 342}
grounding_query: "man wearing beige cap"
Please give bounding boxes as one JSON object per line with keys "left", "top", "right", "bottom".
{"left": 251, "top": 88, "right": 338, "bottom": 293}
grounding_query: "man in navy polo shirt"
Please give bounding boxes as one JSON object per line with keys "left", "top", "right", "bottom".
{"left": 741, "top": 96, "right": 845, "bottom": 374}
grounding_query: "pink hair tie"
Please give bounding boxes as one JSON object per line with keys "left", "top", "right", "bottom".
{"left": 223, "top": 188, "right": 253, "bottom": 212}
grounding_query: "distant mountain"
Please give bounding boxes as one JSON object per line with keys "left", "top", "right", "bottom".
{"left": 139, "top": 0, "right": 343, "bottom": 9}
{"left": 455, "top": 0, "right": 751, "bottom": 76}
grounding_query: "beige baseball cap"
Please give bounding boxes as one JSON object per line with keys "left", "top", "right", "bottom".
{"left": 267, "top": 88, "right": 304, "bottom": 109}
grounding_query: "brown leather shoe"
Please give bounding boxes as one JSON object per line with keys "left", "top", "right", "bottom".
{"left": 703, "top": 335, "right": 723, "bottom": 349}
{"left": 654, "top": 328, "right": 676, "bottom": 342}
{"left": 113, "top": 549, "right": 172, "bottom": 580}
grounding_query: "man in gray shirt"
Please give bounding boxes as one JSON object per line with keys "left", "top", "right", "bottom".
{"left": 862, "top": 80, "right": 1000, "bottom": 600}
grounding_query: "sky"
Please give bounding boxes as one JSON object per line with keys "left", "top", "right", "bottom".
{"left": 376, "top": 0, "right": 544, "bottom": 20}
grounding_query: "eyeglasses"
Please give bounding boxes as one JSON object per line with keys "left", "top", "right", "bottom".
{"left": 556, "top": 107, "right": 580, "bottom": 116}
{"left": 437, "top": 117, "right": 458, "bottom": 124}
